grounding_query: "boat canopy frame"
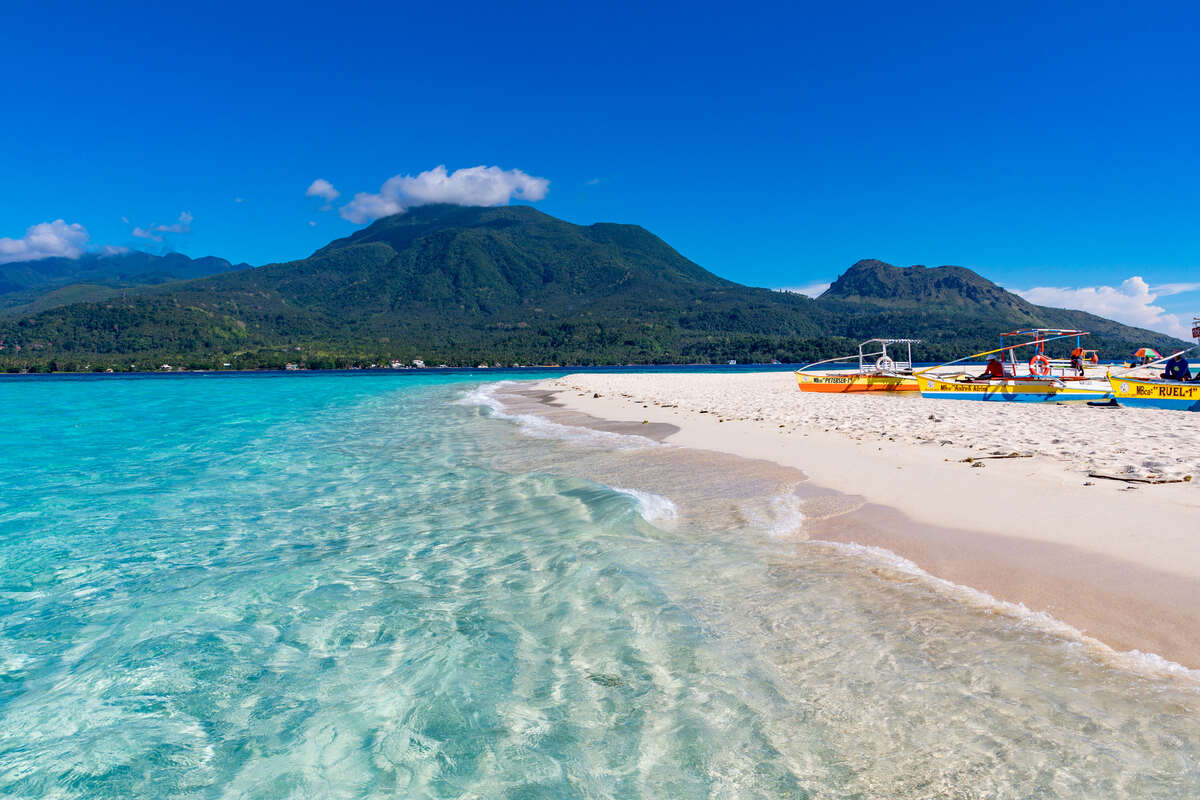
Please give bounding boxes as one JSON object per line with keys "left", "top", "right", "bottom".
{"left": 796, "top": 338, "right": 921, "bottom": 376}
{"left": 858, "top": 338, "right": 919, "bottom": 375}
{"left": 996, "top": 328, "right": 1089, "bottom": 375}
{"left": 916, "top": 329, "right": 1092, "bottom": 381}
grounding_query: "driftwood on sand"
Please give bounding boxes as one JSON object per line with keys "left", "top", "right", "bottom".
{"left": 1086, "top": 472, "right": 1193, "bottom": 485}
{"left": 960, "top": 452, "right": 1032, "bottom": 463}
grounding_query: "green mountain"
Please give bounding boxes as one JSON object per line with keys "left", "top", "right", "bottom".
{"left": 0, "top": 250, "right": 249, "bottom": 318}
{"left": 0, "top": 206, "right": 1186, "bottom": 371}
{"left": 820, "top": 259, "right": 1033, "bottom": 310}
{"left": 814, "top": 259, "right": 1185, "bottom": 358}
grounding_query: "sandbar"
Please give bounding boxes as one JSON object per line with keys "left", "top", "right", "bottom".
{"left": 524, "top": 372, "right": 1200, "bottom": 669}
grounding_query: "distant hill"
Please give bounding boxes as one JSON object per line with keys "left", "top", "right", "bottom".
{"left": 0, "top": 250, "right": 249, "bottom": 318}
{"left": 0, "top": 207, "right": 1186, "bottom": 371}
{"left": 813, "top": 259, "right": 1183, "bottom": 359}
{"left": 820, "top": 259, "right": 1033, "bottom": 311}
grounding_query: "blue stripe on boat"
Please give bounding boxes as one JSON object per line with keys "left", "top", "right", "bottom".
{"left": 1115, "top": 396, "right": 1200, "bottom": 411}
{"left": 920, "top": 391, "right": 1112, "bottom": 402}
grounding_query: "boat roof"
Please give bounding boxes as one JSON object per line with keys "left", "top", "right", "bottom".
{"left": 999, "top": 328, "right": 1089, "bottom": 338}
{"left": 860, "top": 338, "right": 921, "bottom": 345}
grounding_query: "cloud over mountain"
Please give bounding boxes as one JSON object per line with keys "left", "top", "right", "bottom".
{"left": 132, "top": 212, "right": 194, "bottom": 242}
{"left": 340, "top": 165, "right": 549, "bottom": 224}
{"left": 0, "top": 219, "right": 90, "bottom": 264}
{"left": 1013, "top": 276, "right": 1194, "bottom": 339}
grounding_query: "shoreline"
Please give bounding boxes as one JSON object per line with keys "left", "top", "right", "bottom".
{"left": 520, "top": 373, "right": 1200, "bottom": 670}
{"left": 0, "top": 364, "right": 805, "bottom": 379}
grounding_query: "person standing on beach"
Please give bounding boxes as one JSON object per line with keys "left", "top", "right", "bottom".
{"left": 1070, "top": 348, "right": 1085, "bottom": 376}
{"left": 1161, "top": 353, "right": 1191, "bottom": 381}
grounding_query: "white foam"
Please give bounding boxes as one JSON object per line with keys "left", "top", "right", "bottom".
{"left": 458, "top": 382, "right": 660, "bottom": 450}
{"left": 612, "top": 487, "right": 680, "bottom": 527}
{"left": 738, "top": 493, "right": 805, "bottom": 539}
{"left": 456, "top": 382, "right": 511, "bottom": 415}
{"left": 819, "top": 539, "right": 1200, "bottom": 685}
{"left": 0, "top": 651, "right": 33, "bottom": 675}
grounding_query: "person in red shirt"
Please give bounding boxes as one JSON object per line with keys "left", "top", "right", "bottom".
{"left": 1070, "top": 347, "right": 1085, "bottom": 376}
{"left": 975, "top": 354, "right": 1006, "bottom": 380}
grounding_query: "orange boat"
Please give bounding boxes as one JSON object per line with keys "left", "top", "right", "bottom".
{"left": 795, "top": 339, "right": 920, "bottom": 393}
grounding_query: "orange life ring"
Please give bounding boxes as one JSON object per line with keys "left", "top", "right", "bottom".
{"left": 1088, "top": 353, "right": 1099, "bottom": 364}
{"left": 1029, "top": 354, "right": 1052, "bottom": 376}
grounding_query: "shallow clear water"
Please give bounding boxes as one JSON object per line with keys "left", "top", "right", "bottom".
{"left": 0, "top": 373, "right": 1197, "bottom": 798}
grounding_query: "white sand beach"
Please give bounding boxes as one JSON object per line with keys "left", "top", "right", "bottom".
{"left": 527, "top": 371, "right": 1200, "bottom": 667}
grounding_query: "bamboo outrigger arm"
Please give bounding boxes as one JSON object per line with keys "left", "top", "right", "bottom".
{"left": 1107, "top": 345, "right": 1199, "bottom": 378}
{"left": 794, "top": 354, "right": 861, "bottom": 373}
{"left": 913, "top": 331, "right": 1090, "bottom": 376}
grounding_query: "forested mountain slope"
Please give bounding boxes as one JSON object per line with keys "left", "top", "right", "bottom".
{"left": 0, "top": 207, "right": 1184, "bottom": 370}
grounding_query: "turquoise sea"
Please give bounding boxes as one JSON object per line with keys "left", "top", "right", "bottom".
{"left": 1, "top": 371, "right": 1198, "bottom": 798}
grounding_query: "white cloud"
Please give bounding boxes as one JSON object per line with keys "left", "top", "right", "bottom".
{"left": 1013, "top": 276, "right": 1193, "bottom": 339}
{"left": 0, "top": 220, "right": 90, "bottom": 264}
{"left": 235, "top": 197, "right": 245, "bottom": 204}
{"left": 132, "top": 211, "right": 193, "bottom": 242}
{"left": 1154, "top": 281, "right": 1200, "bottom": 297}
{"left": 156, "top": 211, "right": 193, "bottom": 234}
{"left": 340, "top": 191, "right": 402, "bottom": 223}
{"left": 777, "top": 282, "right": 831, "bottom": 298}
{"left": 99, "top": 245, "right": 131, "bottom": 256}
{"left": 340, "top": 165, "right": 550, "bottom": 224}
{"left": 306, "top": 179, "right": 340, "bottom": 202}
{"left": 308, "top": 220, "right": 317, "bottom": 227}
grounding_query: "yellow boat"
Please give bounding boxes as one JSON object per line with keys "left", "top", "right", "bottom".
{"left": 916, "top": 328, "right": 1113, "bottom": 403}
{"left": 795, "top": 338, "right": 920, "bottom": 393}
{"left": 1107, "top": 319, "right": 1200, "bottom": 411}
{"left": 917, "top": 373, "right": 1112, "bottom": 402}
{"left": 795, "top": 372, "right": 917, "bottom": 392}
{"left": 1107, "top": 375, "right": 1200, "bottom": 411}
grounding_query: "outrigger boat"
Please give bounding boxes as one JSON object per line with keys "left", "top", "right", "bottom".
{"left": 1107, "top": 317, "right": 1200, "bottom": 411}
{"left": 916, "top": 328, "right": 1113, "bottom": 403}
{"left": 795, "top": 339, "right": 920, "bottom": 393}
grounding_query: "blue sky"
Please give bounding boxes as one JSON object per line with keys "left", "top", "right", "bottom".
{"left": 2, "top": 0, "right": 1198, "bottom": 337}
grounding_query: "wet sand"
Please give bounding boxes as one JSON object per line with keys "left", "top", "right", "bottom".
{"left": 514, "top": 374, "right": 1200, "bottom": 669}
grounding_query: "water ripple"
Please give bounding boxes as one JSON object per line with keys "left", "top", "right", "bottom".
{"left": 0, "top": 374, "right": 1196, "bottom": 798}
